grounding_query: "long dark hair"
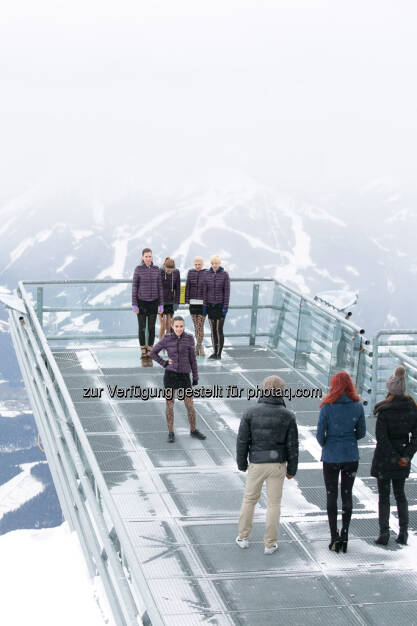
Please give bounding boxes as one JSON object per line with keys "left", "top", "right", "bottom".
{"left": 373, "top": 393, "right": 417, "bottom": 415}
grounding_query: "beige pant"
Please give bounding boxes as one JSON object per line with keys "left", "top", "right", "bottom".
{"left": 238, "top": 462, "right": 286, "bottom": 548}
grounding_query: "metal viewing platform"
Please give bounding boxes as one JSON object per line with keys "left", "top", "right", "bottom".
{"left": 7, "top": 278, "right": 417, "bottom": 626}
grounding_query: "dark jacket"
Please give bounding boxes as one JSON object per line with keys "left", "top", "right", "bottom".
{"left": 150, "top": 331, "right": 198, "bottom": 381}
{"left": 161, "top": 268, "right": 181, "bottom": 305}
{"left": 371, "top": 395, "right": 417, "bottom": 479}
{"left": 132, "top": 262, "right": 164, "bottom": 305}
{"left": 185, "top": 268, "right": 207, "bottom": 303}
{"left": 203, "top": 267, "right": 230, "bottom": 307}
{"left": 316, "top": 395, "right": 366, "bottom": 463}
{"left": 236, "top": 396, "right": 299, "bottom": 475}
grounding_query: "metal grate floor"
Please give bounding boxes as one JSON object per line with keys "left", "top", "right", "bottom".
{"left": 52, "top": 345, "right": 417, "bottom": 626}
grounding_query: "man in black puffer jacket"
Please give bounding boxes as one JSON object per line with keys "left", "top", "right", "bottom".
{"left": 236, "top": 375, "right": 298, "bottom": 554}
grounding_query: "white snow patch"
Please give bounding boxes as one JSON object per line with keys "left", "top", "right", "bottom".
{"left": 0, "top": 319, "right": 10, "bottom": 333}
{"left": 0, "top": 215, "right": 17, "bottom": 237}
{"left": 88, "top": 283, "right": 128, "bottom": 305}
{"left": 76, "top": 350, "right": 99, "bottom": 371}
{"left": 387, "top": 277, "right": 395, "bottom": 294}
{"left": 345, "top": 265, "right": 360, "bottom": 276}
{"left": 0, "top": 463, "right": 45, "bottom": 520}
{"left": 371, "top": 237, "right": 390, "bottom": 252}
{"left": 8, "top": 230, "right": 53, "bottom": 265}
{"left": 315, "top": 290, "right": 358, "bottom": 311}
{"left": 0, "top": 401, "right": 22, "bottom": 417}
{"left": 96, "top": 236, "right": 129, "bottom": 279}
{"left": 72, "top": 229, "right": 94, "bottom": 241}
{"left": 302, "top": 204, "right": 346, "bottom": 227}
{"left": 56, "top": 256, "right": 76, "bottom": 273}
{"left": 313, "top": 267, "right": 347, "bottom": 285}
{"left": 0, "top": 523, "right": 112, "bottom": 626}
{"left": 385, "top": 208, "right": 415, "bottom": 223}
{"left": 385, "top": 313, "right": 400, "bottom": 327}
{"left": 61, "top": 314, "right": 101, "bottom": 334}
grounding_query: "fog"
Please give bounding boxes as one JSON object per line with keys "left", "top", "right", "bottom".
{"left": 1, "top": 0, "right": 416, "bottom": 200}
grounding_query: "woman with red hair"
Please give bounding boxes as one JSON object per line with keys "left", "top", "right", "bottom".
{"left": 316, "top": 371, "right": 366, "bottom": 553}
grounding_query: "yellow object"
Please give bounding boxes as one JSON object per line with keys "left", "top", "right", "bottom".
{"left": 180, "top": 284, "right": 186, "bottom": 304}
{"left": 38, "top": 433, "right": 45, "bottom": 453}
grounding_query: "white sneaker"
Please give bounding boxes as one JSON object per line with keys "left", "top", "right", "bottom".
{"left": 264, "top": 544, "right": 278, "bottom": 555}
{"left": 235, "top": 536, "right": 249, "bottom": 549}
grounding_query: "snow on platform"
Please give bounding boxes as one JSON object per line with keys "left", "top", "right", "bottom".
{"left": 52, "top": 345, "right": 417, "bottom": 626}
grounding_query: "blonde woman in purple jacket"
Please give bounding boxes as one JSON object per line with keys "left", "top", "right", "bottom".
{"left": 185, "top": 256, "right": 208, "bottom": 356}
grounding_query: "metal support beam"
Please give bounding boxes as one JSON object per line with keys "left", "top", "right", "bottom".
{"left": 249, "top": 283, "right": 259, "bottom": 346}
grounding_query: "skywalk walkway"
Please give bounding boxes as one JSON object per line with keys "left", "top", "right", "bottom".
{"left": 53, "top": 344, "right": 417, "bottom": 626}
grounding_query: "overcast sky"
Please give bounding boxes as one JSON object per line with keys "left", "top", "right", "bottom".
{"left": 1, "top": 0, "right": 416, "bottom": 198}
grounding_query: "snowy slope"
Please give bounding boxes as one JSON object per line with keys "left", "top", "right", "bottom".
{"left": 0, "top": 523, "right": 113, "bottom": 626}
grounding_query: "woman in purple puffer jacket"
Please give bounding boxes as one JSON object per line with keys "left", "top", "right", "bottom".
{"left": 159, "top": 257, "right": 181, "bottom": 339}
{"left": 151, "top": 316, "right": 206, "bottom": 443}
{"left": 131, "top": 248, "right": 164, "bottom": 359}
{"left": 203, "top": 255, "right": 230, "bottom": 360}
{"left": 185, "top": 256, "right": 207, "bottom": 356}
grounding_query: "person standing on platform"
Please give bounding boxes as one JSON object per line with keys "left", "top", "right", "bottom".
{"left": 185, "top": 256, "right": 208, "bottom": 356}
{"left": 151, "top": 316, "right": 207, "bottom": 443}
{"left": 316, "top": 371, "right": 366, "bottom": 553}
{"left": 159, "top": 257, "right": 181, "bottom": 339}
{"left": 371, "top": 365, "right": 417, "bottom": 546}
{"left": 132, "top": 248, "right": 164, "bottom": 362}
{"left": 235, "top": 376, "right": 299, "bottom": 555}
{"left": 203, "top": 255, "right": 230, "bottom": 360}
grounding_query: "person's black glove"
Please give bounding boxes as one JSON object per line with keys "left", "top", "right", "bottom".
{"left": 238, "top": 465, "right": 248, "bottom": 472}
{"left": 192, "top": 379, "right": 198, "bottom": 386}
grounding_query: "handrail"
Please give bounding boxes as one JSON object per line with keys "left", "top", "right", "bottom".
{"left": 17, "top": 280, "right": 165, "bottom": 626}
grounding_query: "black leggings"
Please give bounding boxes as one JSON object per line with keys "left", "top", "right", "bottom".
{"left": 377, "top": 477, "right": 408, "bottom": 534}
{"left": 209, "top": 318, "right": 225, "bottom": 356}
{"left": 137, "top": 313, "right": 157, "bottom": 347}
{"left": 323, "top": 461, "right": 358, "bottom": 538}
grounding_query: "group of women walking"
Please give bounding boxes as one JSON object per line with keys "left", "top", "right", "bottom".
{"left": 317, "top": 366, "right": 417, "bottom": 551}
{"left": 131, "top": 247, "right": 230, "bottom": 442}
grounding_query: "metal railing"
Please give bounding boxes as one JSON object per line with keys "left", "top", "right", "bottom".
{"left": 22, "top": 277, "right": 368, "bottom": 395}
{"left": 10, "top": 281, "right": 166, "bottom": 626}
{"left": 371, "top": 330, "right": 417, "bottom": 406}
{"left": 9, "top": 276, "right": 375, "bottom": 626}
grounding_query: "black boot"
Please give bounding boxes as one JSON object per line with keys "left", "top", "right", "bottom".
{"left": 396, "top": 531, "right": 408, "bottom": 545}
{"left": 340, "top": 528, "right": 349, "bottom": 553}
{"left": 329, "top": 531, "right": 341, "bottom": 553}
{"left": 375, "top": 532, "right": 390, "bottom": 545}
{"left": 396, "top": 499, "right": 408, "bottom": 544}
{"left": 376, "top": 490, "right": 391, "bottom": 546}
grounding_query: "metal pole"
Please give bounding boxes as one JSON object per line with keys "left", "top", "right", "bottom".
{"left": 36, "top": 287, "right": 43, "bottom": 326}
{"left": 249, "top": 284, "right": 259, "bottom": 346}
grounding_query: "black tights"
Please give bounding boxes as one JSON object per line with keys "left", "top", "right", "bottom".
{"left": 323, "top": 461, "right": 358, "bottom": 539}
{"left": 209, "top": 318, "right": 225, "bottom": 356}
{"left": 137, "top": 313, "right": 157, "bottom": 347}
{"left": 377, "top": 477, "right": 408, "bottom": 534}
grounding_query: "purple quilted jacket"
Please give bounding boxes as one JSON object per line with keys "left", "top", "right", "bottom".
{"left": 203, "top": 267, "right": 230, "bottom": 307}
{"left": 151, "top": 331, "right": 198, "bottom": 380}
{"left": 161, "top": 268, "right": 181, "bottom": 304}
{"left": 185, "top": 268, "right": 207, "bottom": 303}
{"left": 132, "top": 262, "right": 164, "bottom": 305}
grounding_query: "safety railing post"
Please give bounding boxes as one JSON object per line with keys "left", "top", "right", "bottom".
{"left": 249, "top": 284, "right": 259, "bottom": 346}
{"left": 36, "top": 287, "right": 44, "bottom": 326}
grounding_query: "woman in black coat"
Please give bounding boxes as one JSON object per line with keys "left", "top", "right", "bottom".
{"left": 371, "top": 366, "right": 417, "bottom": 545}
